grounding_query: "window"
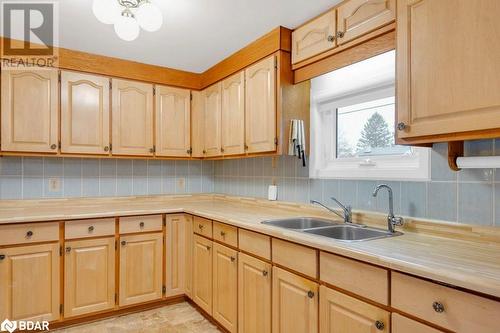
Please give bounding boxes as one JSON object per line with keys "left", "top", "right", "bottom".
{"left": 310, "top": 51, "right": 430, "bottom": 180}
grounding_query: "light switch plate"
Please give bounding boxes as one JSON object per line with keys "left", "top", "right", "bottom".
{"left": 268, "top": 185, "right": 278, "bottom": 201}
{"left": 48, "top": 178, "right": 61, "bottom": 192}
{"left": 177, "top": 178, "right": 186, "bottom": 191}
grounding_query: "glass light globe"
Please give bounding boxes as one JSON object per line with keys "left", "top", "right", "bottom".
{"left": 114, "top": 15, "right": 140, "bottom": 41}
{"left": 92, "top": 0, "right": 121, "bottom": 24}
{"left": 136, "top": 2, "right": 163, "bottom": 32}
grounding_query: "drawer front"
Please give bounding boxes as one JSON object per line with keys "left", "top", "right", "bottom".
{"left": 193, "top": 216, "right": 213, "bottom": 238}
{"left": 65, "top": 218, "right": 115, "bottom": 239}
{"left": 0, "top": 222, "right": 59, "bottom": 246}
{"left": 239, "top": 229, "right": 271, "bottom": 260}
{"left": 392, "top": 313, "right": 444, "bottom": 333}
{"left": 272, "top": 238, "right": 317, "bottom": 278}
{"left": 119, "top": 215, "right": 162, "bottom": 234}
{"left": 320, "top": 251, "right": 389, "bottom": 305}
{"left": 212, "top": 221, "right": 237, "bottom": 248}
{"left": 392, "top": 272, "right": 500, "bottom": 333}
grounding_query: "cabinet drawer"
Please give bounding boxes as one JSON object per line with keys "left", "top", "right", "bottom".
{"left": 239, "top": 229, "right": 271, "bottom": 260}
{"left": 65, "top": 218, "right": 115, "bottom": 239}
{"left": 213, "top": 221, "right": 237, "bottom": 248}
{"left": 272, "top": 238, "right": 317, "bottom": 278}
{"left": 320, "top": 251, "right": 388, "bottom": 305}
{"left": 193, "top": 216, "right": 213, "bottom": 238}
{"left": 119, "top": 215, "right": 162, "bottom": 234}
{"left": 391, "top": 272, "right": 500, "bottom": 333}
{"left": 0, "top": 222, "right": 59, "bottom": 246}
{"left": 392, "top": 313, "right": 444, "bottom": 333}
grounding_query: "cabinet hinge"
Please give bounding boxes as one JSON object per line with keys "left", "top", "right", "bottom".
{"left": 162, "top": 286, "right": 166, "bottom": 294}
{"left": 153, "top": 145, "right": 156, "bottom": 153}
{"left": 58, "top": 72, "right": 61, "bottom": 83}
{"left": 274, "top": 137, "right": 278, "bottom": 146}
{"left": 274, "top": 56, "right": 278, "bottom": 69}
{"left": 59, "top": 304, "right": 63, "bottom": 314}
{"left": 187, "top": 147, "right": 193, "bottom": 155}
{"left": 109, "top": 143, "right": 113, "bottom": 152}
{"left": 153, "top": 87, "right": 156, "bottom": 95}
{"left": 59, "top": 246, "right": 63, "bottom": 256}
{"left": 115, "top": 293, "right": 117, "bottom": 303}
{"left": 58, "top": 140, "right": 61, "bottom": 149}
{"left": 109, "top": 80, "right": 112, "bottom": 90}
{"left": 115, "top": 240, "right": 117, "bottom": 250}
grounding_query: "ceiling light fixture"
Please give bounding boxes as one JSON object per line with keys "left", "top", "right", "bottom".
{"left": 92, "top": 0, "right": 163, "bottom": 41}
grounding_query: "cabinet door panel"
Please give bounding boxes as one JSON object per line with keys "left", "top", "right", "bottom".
{"left": 156, "top": 86, "right": 191, "bottom": 157}
{"left": 203, "top": 83, "right": 222, "bottom": 157}
{"left": 221, "top": 71, "right": 245, "bottom": 156}
{"left": 245, "top": 56, "right": 276, "bottom": 154}
{"left": 119, "top": 233, "right": 162, "bottom": 306}
{"left": 192, "top": 235, "right": 212, "bottom": 314}
{"left": 1, "top": 69, "right": 58, "bottom": 153}
{"left": 0, "top": 243, "right": 60, "bottom": 322}
{"left": 111, "top": 79, "right": 154, "bottom": 156}
{"left": 392, "top": 313, "right": 444, "bottom": 333}
{"left": 238, "top": 253, "right": 271, "bottom": 333}
{"left": 184, "top": 215, "right": 193, "bottom": 297}
{"left": 61, "top": 71, "right": 110, "bottom": 154}
{"left": 64, "top": 237, "right": 115, "bottom": 317}
{"left": 272, "top": 266, "right": 318, "bottom": 333}
{"left": 212, "top": 243, "right": 238, "bottom": 333}
{"left": 165, "top": 214, "right": 186, "bottom": 297}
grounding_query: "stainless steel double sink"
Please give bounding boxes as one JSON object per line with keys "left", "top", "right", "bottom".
{"left": 261, "top": 217, "right": 402, "bottom": 242}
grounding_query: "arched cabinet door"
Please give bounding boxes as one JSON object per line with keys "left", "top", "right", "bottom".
{"left": 221, "top": 71, "right": 245, "bottom": 156}
{"left": 202, "top": 82, "right": 222, "bottom": 158}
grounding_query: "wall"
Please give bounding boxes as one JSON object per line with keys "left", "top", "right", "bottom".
{"left": 214, "top": 140, "right": 500, "bottom": 227}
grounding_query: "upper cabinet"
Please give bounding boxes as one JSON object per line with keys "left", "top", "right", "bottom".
{"left": 202, "top": 82, "right": 222, "bottom": 158}
{"left": 396, "top": 0, "right": 500, "bottom": 143}
{"left": 221, "top": 71, "right": 245, "bottom": 156}
{"left": 155, "top": 86, "right": 191, "bottom": 157}
{"left": 111, "top": 79, "right": 154, "bottom": 156}
{"left": 61, "top": 71, "right": 110, "bottom": 155}
{"left": 245, "top": 56, "right": 277, "bottom": 154}
{"left": 292, "top": 10, "right": 336, "bottom": 64}
{"left": 1, "top": 69, "right": 58, "bottom": 153}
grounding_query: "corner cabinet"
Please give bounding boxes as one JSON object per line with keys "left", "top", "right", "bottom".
{"left": 1, "top": 69, "right": 59, "bottom": 153}
{"left": 396, "top": 0, "right": 500, "bottom": 143}
{"left": 165, "top": 214, "right": 186, "bottom": 297}
{"left": 202, "top": 83, "right": 222, "bottom": 158}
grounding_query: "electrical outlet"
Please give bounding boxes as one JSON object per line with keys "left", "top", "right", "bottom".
{"left": 48, "top": 178, "right": 61, "bottom": 192}
{"left": 176, "top": 178, "right": 185, "bottom": 191}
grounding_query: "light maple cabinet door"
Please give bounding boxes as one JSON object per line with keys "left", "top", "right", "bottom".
{"left": 319, "top": 285, "right": 389, "bottom": 333}
{"left": 212, "top": 243, "right": 238, "bottom": 333}
{"left": 1, "top": 69, "right": 58, "bottom": 153}
{"left": 0, "top": 243, "right": 60, "bottom": 322}
{"left": 397, "top": 0, "right": 500, "bottom": 140}
{"left": 238, "top": 253, "right": 271, "bottom": 333}
{"left": 272, "top": 266, "right": 318, "bottom": 333}
{"left": 245, "top": 56, "right": 277, "bottom": 154}
{"left": 61, "top": 71, "right": 110, "bottom": 155}
{"left": 392, "top": 313, "right": 444, "bottom": 333}
{"left": 155, "top": 85, "right": 191, "bottom": 157}
{"left": 221, "top": 71, "right": 245, "bottom": 156}
{"left": 165, "top": 214, "right": 186, "bottom": 297}
{"left": 111, "top": 79, "right": 154, "bottom": 156}
{"left": 184, "top": 215, "right": 193, "bottom": 298}
{"left": 292, "top": 10, "right": 336, "bottom": 64}
{"left": 119, "top": 233, "right": 163, "bottom": 306}
{"left": 64, "top": 237, "right": 115, "bottom": 318}
{"left": 202, "top": 83, "right": 222, "bottom": 157}
{"left": 337, "top": 0, "right": 395, "bottom": 45}
{"left": 192, "top": 234, "right": 212, "bottom": 314}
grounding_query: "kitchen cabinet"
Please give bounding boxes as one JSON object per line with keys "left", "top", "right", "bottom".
{"left": 0, "top": 243, "right": 60, "bottom": 322}
{"left": 272, "top": 266, "right": 318, "bottom": 333}
{"left": 245, "top": 56, "right": 277, "bottom": 154}
{"left": 202, "top": 82, "right": 222, "bottom": 157}
{"left": 119, "top": 233, "right": 163, "bottom": 306}
{"left": 192, "top": 234, "right": 213, "bottom": 314}
{"left": 184, "top": 215, "right": 193, "bottom": 297}
{"left": 336, "top": 0, "right": 395, "bottom": 45}
{"left": 155, "top": 86, "right": 191, "bottom": 157}
{"left": 212, "top": 243, "right": 238, "bottom": 333}
{"left": 111, "top": 78, "right": 154, "bottom": 156}
{"left": 1, "top": 69, "right": 58, "bottom": 153}
{"left": 221, "top": 71, "right": 245, "bottom": 156}
{"left": 396, "top": 0, "right": 500, "bottom": 142}
{"left": 165, "top": 214, "right": 186, "bottom": 297}
{"left": 319, "top": 285, "right": 389, "bottom": 333}
{"left": 238, "top": 253, "right": 271, "bottom": 333}
{"left": 392, "top": 313, "right": 444, "bottom": 333}
{"left": 61, "top": 71, "right": 110, "bottom": 155}
{"left": 291, "top": 10, "right": 336, "bottom": 64}
{"left": 64, "top": 237, "right": 115, "bottom": 317}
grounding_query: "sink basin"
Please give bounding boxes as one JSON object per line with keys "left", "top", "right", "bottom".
{"left": 304, "top": 224, "right": 402, "bottom": 242}
{"left": 261, "top": 217, "right": 341, "bottom": 230}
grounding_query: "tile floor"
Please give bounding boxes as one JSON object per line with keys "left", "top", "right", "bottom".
{"left": 51, "top": 302, "right": 221, "bottom": 333}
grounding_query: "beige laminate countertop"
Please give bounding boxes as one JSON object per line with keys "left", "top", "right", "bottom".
{"left": 1, "top": 195, "right": 500, "bottom": 300}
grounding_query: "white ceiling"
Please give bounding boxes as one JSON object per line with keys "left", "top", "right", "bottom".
{"left": 53, "top": 0, "right": 340, "bottom": 73}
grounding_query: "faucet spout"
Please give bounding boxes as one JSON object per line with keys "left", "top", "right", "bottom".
{"left": 372, "top": 184, "right": 403, "bottom": 233}
{"left": 310, "top": 198, "right": 352, "bottom": 224}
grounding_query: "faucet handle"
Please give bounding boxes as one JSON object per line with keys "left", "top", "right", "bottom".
{"left": 391, "top": 216, "right": 404, "bottom": 226}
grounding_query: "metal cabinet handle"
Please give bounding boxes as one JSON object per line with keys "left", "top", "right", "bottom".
{"left": 375, "top": 320, "right": 385, "bottom": 330}
{"left": 262, "top": 270, "right": 268, "bottom": 277}
{"left": 149, "top": 147, "right": 155, "bottom": 153}
{"left": 50, "top": 144, "right": 57, "bottom": 150}
{"left": 336, "top": 31, "right": 345, "bottom": 38}
{"left": 0, "top": 254, "right": 5, "bottom": 260}
{"left": 198, "top": 224, "right": 204, "bottom": 230}
{"left": 221, "top": 148, "right": 225, "bottom": 153}
{"left": 139, "top": 222, "right": 145, "bottom": 228}
{"left": 104, "top": 146, "right": 109, "bottom": 152}
{"left": 327, "top": 35, "right": 335, "bottom": 42}
{"left": 88, "top": 226, "right": 95, "bottom": 233}
{"left": 397, "top": 122, "right": 407, "bottom": 131}
{"left": 230, "top": 256, "right": 236, "bottom": 262}
{"left": 26, "top": 230, "right": 33, "bottom": 238}
{"left": 432, "top": 301, "right": 445, "bottom": 313}
{"left": 307, "top": 291, "right": 314, "bottom": 298}
{"left": 220, "top": 231, "right": 226, "bottom": 237}
{"left": 202, "top": 150, "right": 206, "bottom": 154}
{"left": 244, "top": 144, "right": 248, "bottom": 151}
{"left": 65, "top": 247, "right": 72, "bottom": 253}
{"left": 121, "top": 240, "right": 127, "bottom": 246}
{"left": 206, "top": 245, "right": 211, "bottom": 251}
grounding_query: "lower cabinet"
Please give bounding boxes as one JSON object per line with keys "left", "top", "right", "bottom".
{"left": 392, "top": 313, "right": 444, "bottom": 333}
{"left": 212, "top": 243, "right": 238, "bottom": 333}
{"left": 192, "top": 234, "right": 213, "bottom": 314}
{"left": 119, "top": 233, "right": 163, "bottom": 306}
{"left": 319, "top": 285, "right": 389, "bottom": 333}
{"left": 272, "top": 266, "right": 318, "bottom": 333}
{"left": 238, "top": 253, "right": 272, "bottom": 333}
{"left": 64, "top": 237, "right": 115, "bottom": 317}
{"left": 165, "top": 215, "right": 186, "bottom": 297}
{"left": 184, "top": 215, "right": 193, "bottom": 298}
{"left": 0, "top": 243, "right": 60, "bottom": 322}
